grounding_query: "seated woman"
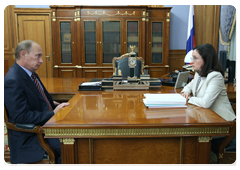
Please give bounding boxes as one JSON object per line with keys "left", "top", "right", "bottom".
{"left": 181, "top": 44, "right": 235, "bottom": 121}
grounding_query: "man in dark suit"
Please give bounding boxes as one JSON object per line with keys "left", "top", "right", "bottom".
{"left": 4, "top": 40, "right": 69, "bottom": 164}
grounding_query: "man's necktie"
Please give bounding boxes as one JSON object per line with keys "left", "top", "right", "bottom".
{"left": 195, "top": 76, "right": 201, "bottom": 97}
{"left": 31, "top": 73, "right": 53, "bottom": 111}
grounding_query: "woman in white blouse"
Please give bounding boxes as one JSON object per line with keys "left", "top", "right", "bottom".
{"left": 181, "top": 44, "right": 235, "bottom": 121}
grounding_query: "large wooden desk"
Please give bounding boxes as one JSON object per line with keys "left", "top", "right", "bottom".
{"left": 42, "top": 78, "right": 235, "bottom": 164}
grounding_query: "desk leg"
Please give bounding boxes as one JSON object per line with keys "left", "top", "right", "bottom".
{"left": 196, "top": 136, "right": 212, "bottom": 164}
{"left": 61, "top": 138, "right": 75, "bottom": 164}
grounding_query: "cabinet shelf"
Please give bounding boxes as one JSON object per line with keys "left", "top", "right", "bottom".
{"left": 103, "top": 51, "right": 120, "bottom": 53}
{"left": 103, "top": 41, "right": 121, "bottom": 43}
{"left": 61, "top": 42, "right": 72, "bottom": 44}
{"left": 128, "top": 41, "right": 138, "bottom": 43}
{"left": 85, "top": 41, "right": 96, "bottom": 43}
{"left": 84, "top": 30, "right": 96, "bottom": 32}
{"left": 102, "top": 29, "right": 120, "bottom": 32}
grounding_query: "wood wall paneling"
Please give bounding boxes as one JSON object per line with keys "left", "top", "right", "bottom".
{"left": 4, "top": 7, "right": 11, "bottom": 52}
{"left": 102, "top": 69, "right": 113, "bottom": 78}
{"left": 4, "top": 6, "right": 17, "bottom": 76}
{"left": 17, "top": 14, "right": 52, "bottom": 78}
{"left": 4, "top": 54, "right": 14, "bottom": 76}
{"left": 83, "top": 69, "right": 98, "bottom": 78}
{"left": 169, "top": 49, "right": 186, "bottom": 72}
{"left": 149, "top": 68, "right": 164, "bottom": 78}
{"left": 60, "top": 69, "right": 75, "bottom": 78}
{"left": 194, "top": 5, "right": 220, "bottom": 51}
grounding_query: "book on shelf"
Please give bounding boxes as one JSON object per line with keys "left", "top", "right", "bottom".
{"left": 143, "top": 93, "right": 187, "bottom": 108}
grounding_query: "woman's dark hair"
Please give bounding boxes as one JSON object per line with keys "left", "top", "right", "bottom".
{"left": 193, "top": 44, "right": 224, "bottom": 77}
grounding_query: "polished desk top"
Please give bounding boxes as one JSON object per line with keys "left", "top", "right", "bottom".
{"left": 42, "top": 78, "right": 233, "bottom": 138}
{"left": 41, "top": 77, "right": 236, "bottom": 104}
{"left": 41, "top": 78, "right": 86, "bottom": 94}
{"left": 44, "top": 90, "right": 229, "bottom": 127}
{"left": 41, "top": 77, "right": 236, "bottom": 94}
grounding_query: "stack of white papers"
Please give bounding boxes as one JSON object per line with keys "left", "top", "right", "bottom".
{"left": 143, "top": 93, "right": 187, "bottom": 108}
{"left": 81, "top": 82, "right": 102, "bottom": 86}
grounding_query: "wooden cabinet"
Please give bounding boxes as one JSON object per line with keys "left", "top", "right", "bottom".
{"left": 4, "top": 6, "right": 17, "bottom": 76}
{"left": 52, "top": 17, "right": 78, "bottom": 77}
{"left": 146, "top": 9, "right": 171, "bottom": 77}
{"left": 51, "top": 6, "right": 171, "bottom": 78}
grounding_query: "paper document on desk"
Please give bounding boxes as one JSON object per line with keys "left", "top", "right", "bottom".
{"left": 81, "top": 82, "right": 102, "bottom": 86}
{"left": 143, "top": 93, "right": 187, "bottom": 108}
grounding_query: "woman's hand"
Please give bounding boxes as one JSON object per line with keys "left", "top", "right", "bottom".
{"left": 181, "top": 92, "right": 190, "bottom": 99}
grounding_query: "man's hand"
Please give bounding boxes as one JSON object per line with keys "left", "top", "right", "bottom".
{"left": 53, "top": 101, "right": 60, "bottom": 106}
{"left": 53, "top": 102, "right": 70, "bottom": 114}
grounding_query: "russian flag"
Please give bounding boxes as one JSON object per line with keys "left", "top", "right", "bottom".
{"left": 185, "top": 5, "right": 195, "bottom": 64}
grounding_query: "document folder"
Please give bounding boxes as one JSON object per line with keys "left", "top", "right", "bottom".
{"left": 78, "top": 82, "right": 102, "bottom": 91}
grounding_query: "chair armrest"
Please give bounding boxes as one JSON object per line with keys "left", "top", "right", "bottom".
{"left": 15, "top": 124, "right": 37, "bottom": 130}
{"left": 5, "top": 120, "right": 42, "bottom": 133}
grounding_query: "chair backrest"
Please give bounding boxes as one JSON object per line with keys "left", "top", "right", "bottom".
{"left": 4, "top": 106, "right": 15, "bottom": 131}
{"left": 112, "top": 53, "right": 145, "bottom": 78}
{"left": 4, "top": 105, "right": 10, "bottom": 153}
{"left": 4, "top": 105, "right": 9, "bottom": 122}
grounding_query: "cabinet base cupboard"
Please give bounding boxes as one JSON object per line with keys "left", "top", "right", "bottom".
{"left": 51, "top": 6, "right": 171, "bottom": 78}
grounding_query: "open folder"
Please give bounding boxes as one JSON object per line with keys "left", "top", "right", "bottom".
{"left": 143, "top": 93, "right": 187, "bottom": 108}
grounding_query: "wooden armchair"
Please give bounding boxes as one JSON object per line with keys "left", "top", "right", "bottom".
{"left": 211, "top": 120, "right": 236, "bottom": 164}
{"left": 4, "top": 106, "right": 56, "bottom": 164}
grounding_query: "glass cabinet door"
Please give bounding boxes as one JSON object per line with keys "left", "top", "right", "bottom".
{"left": 60, "top": 21, "right": 72, "bottom": 63}
{"left": 127, "top": 21, "right": 139, "bottom": 56}
{"left": 102, "top": 21, "right": 121, "bottom": 63}
{"left": 84, "top": 21, "right": 97, "bottom": 63}
{"left": 151, "top": 22, "right": 163, "bottom": 63}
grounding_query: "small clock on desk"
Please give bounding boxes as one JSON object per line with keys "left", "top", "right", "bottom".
{"left": 128, "top": 57, "right": 137, "bottom": 68}
{"left": 128, "top": 45, "right": 137, "bottom": 78}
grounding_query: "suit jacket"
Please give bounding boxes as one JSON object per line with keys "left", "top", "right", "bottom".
{"left": 4, "top": 62, "right": 56, "bottom": 163}
{"left": 181, "top": 71, "right": 235, "bottom": 121}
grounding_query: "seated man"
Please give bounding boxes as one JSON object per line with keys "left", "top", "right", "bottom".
{"left": 4, "top": 40, "right": 69, "bottom": 164}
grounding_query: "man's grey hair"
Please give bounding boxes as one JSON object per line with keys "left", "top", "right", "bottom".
{"left": 15, "top": 40, "right": 37, "bottom": 60}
